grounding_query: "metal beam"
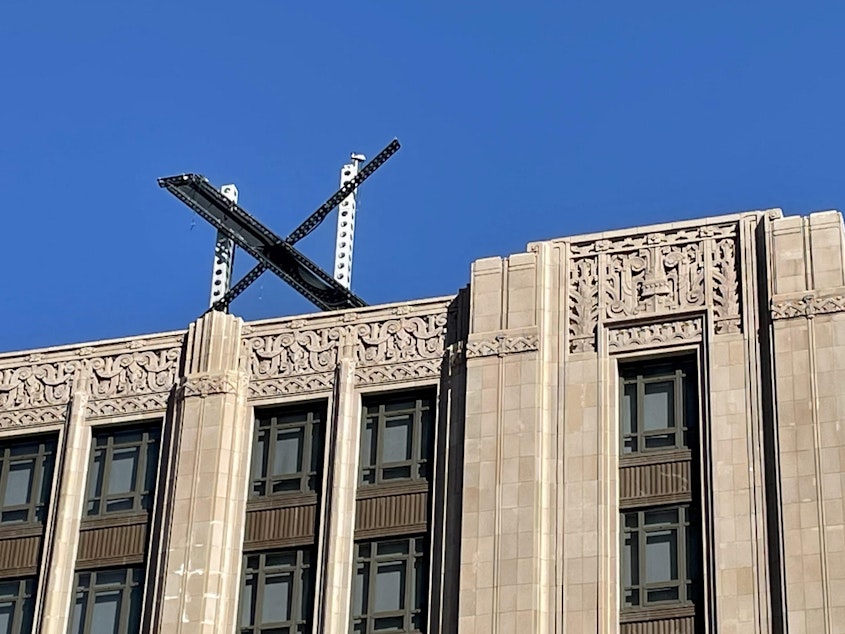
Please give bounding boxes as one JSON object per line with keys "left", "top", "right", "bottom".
{"left": 158, "top": 174, "right": 367, "bottom": 311}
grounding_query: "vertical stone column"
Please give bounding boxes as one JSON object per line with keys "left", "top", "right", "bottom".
{"left": 158, "top": 311, "right": 251, "bottom": 633}
{"left": 316, "top": 356, "right": 360, "bottom": 633}
{"left": 459, "top": 252, "right": 555, "bottom": 634}
{"left": 768, "top": 211, "right": 845, "bottom": 632}
{"left": 40, "top": 386, "right": 92, "bottom": 633}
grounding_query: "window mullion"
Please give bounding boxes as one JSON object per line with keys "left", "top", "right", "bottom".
{"left": 636, "top": 380, "right": 645, "bottom": 454}
{"left": 375, "top": 408, "right": 386, "bottom": 484}
{"left": 302, "top": 419, "right": 312, "bottom": 494}
{"left": 137, "top": 435, "right": 148, "bottom": 512}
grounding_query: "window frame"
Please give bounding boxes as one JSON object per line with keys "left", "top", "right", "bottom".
{"left": 359, "top": 391, "right": 434, "bottom": 487}
{"left": 250, "top": 402, "right": 325, "bottom": 498}
{"left": 0, "top": 435, "right": 57, "bottom": 526}
{"left": 85, "top": 424, "right": 161, "bottom": 519}
{"left": 239, "top": 548, "right": 313, "bottom": 633}
{"left": 0, "top": 577, "right": 35, "bottom": 633}
{"left": 351, "top": 535, "right": 427, "bottom": 633}
{"left": 70, "top": 567, "right": 144, "bottom": 634}
{"left": 619, "top": 362, "right": 697, "bottom": 455}
{"left": 621, "top": 505, "right": 699, "bottom": 611}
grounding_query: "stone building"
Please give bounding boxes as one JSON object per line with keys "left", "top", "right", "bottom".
{"left": 0, "top": 208, "right": 843, "bottom": 633}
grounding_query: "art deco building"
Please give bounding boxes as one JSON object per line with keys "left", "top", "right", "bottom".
{"left": 0, "top": 208, "right": 844, "bottom": 633}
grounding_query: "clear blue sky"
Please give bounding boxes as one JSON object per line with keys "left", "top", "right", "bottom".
{"left": 2, "top": 2, "right": 843, "bottom": 352}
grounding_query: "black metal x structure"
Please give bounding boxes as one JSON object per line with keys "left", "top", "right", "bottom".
{"left": 158, "top": 139, "right": 400, "bottom": 313}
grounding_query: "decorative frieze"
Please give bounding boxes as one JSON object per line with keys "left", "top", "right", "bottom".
{"left": 568, "top": 223, "right": 741, "bottom": 352}
{"left": 771, "top": 293, "right": 845, "bottom": 320}
{"left": 245, "top": 301, "right": 451, "bottom": 394}
{"left": 465, "top": 331, "right": 539, "bottom": 359}
{"left": 86, "top": 347, "right": 182, "bottom": 418}
{"left": 0, "top": 336, "right": 184, "bottom": 427}
{"left": 0, "top": 360, "right": 80, "bottom": 426}
{"left": 180, "top": 372, "right": 246, "bottom": 399}
{"left": 608, "top": 318, "right": 703, "bottom": 353}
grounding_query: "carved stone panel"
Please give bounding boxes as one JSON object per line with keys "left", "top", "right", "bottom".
{"left": 568, "top": 224, "right": 741, "bottom": 353}
{"left": 608, "top": 318, "right": 703, "bottom": 353}
{"left": 245, "top": 300, "right": 451, "bottom": 394}
{"left": 0, "top": 334, "right": 184, "bottom": 427}
{"left": 771, "top": 293, "right": 845, "bottom": 320}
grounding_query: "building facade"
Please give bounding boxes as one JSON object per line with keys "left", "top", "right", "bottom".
{"left": 0, "top": 208, "right": 844, "bottom": 633}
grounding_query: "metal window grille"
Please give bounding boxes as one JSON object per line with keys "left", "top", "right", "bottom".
{"left": 251, "top": 404, "right": 325, "bottom": 497}
{"left": 0, "top": 577, "right": 35, "bottom": 633}
{"left": 351, "top": 536, "right": 427, "bottom": 633}
{"left": 239, "top": 549, "right": 313, "bottom": 633}
{"left": 620, "top": 363, "right": 697, "bottom": 454}
{"left": 70, "top": 567, "right": 143, "bottom": 634}
{"left": 0, "top": 435, "right": 56, "bottom": 525}
{"left": 621, "top": 505, "right": 701, "bottom": 610}
{"left": 359, "top": 392, "right": 434, "bottom": 487}
{"left": 85, "top": 425, "right": 161, "bottom": 517}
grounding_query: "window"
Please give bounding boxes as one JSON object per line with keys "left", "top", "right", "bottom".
{"left": 360, "top": 392, "right": 434, "bottom": 486}
{"left": 70, "top": 568, "right": 143, "bottom": 634}
{"left": 621, "top": 506, "right": 701, "bottom": 610}
{"left": 239, "top": 549, "right": 313, "bottom": 634}
{"left": 85, "top": 426, "right": 160, "bottom": 517}
{"left": 351, "top": 537, "right": 426, "bottom": 633}
{"left": 620, "top": 362, "right": 697, "bottom": 454}
{"left": 0, "top": 578, "right": 35, "bottom": 633}
{"left": 251, "top": 404, "right": 325, "bottom": 497}
{"left": 0, "top": 435, "right": 56, "bottom": 525}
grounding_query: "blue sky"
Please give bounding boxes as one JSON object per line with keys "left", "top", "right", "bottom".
{"left": 2, "top": 2, "right": 843, "bottom": 352}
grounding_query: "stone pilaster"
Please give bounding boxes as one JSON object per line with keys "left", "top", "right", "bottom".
{"left": 157, "top": 311, "right": 251, "bottom": 633}
{"left": 459, "top": 251, "right": 555, "bottom": 633}
{"left": 768, "top": 211, "right": 845, "bottom": 632}
{"left": 40, "top": 387, "right": 91, "bottom": 634}
{"left": 317, "top": 356, "right": 360, "bottom": 633}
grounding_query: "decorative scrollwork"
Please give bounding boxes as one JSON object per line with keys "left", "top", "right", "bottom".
{"left": 88, "top": 349, "right": 181, "bottom": 399}
{"left": 466, "top": 333, "right": 539, "bottom": 358}
{"left": 354, "top": 314, "right": 447, "bottom": 365}
{"left": 712, "top": 238, "right": 741, "bottom": 333}
{"left": 608, "top": 318, "right": 703, "bottom": 352}
{"left": 569, "top": 258, "right": 599, "bottom": 353}
{"left": 771, "top": 294, "right": 845, "bottom": 320}
{"left": 568, "top": 223, "right": 742, "bottom": 353}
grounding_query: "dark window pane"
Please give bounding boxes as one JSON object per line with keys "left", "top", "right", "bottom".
{"left": 643, "top": 382, "right": 674, "bottom": 431}
{"left": 621, "top": 384, "right": 636, "bottom": 437}
{"left": 373, "top": 615, "right": 403, "bottom": 630}
{"left": 0, "top": 604, "right": 11, "bottom": 634}
{"left": 262, "top": 573, "right": 292, "bottom": 623}
{"left": 383, "top": 417, "right": 412, "bottom": 463}
{"left": 353, "top": 564, "right": 367, "bottom": 616}
{"left": 622, "top": 533, "right": 638, "bottom": 588}
{"left": 382, "top": 466, "right": 412, "bottom": 480}
{"left": 644, "top": 434, "right": 675, "bottom": 449}
{"left": 273, "top": 429, "right": 303, "bottom": 476}
{"left": 107, "top": 447, "right": 139, "bottom": 495}
{"left": 91, "top": 590, "right": 121, "bottom": 632}
{"left": 374, "top": 562, "right": 405, "bottom": 613}
{"left": 5, "top": 461, "right": 33, "bottom": 507}
{"left": 647, "top": 587, "right": 679, "bottom": 603}
{"left": 240, "top": 578, "right": 254, "bottom": 627}
{"left": 645, "top": 509, "right": 679, "bottom": 526}
{"left": 645, "top": 530, "right": 678, "bottom": 584}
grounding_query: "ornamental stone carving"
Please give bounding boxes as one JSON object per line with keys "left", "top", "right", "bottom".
{"left": 245, "top": 301, "right": 451, "bottom": 394}
{"left": 180, "top": 373, "right": 245, "bottom": 398}
{"left": 608, "top": 318, "right": 703, "bottom": 352}
{"left": 568, "top": 223, "right": 741, "bottom": 353}
{"left": 771, "top": 293, "right": 845, "bottom": 320}
{"left": 0, "top": 336, "right": 184, "bottom": 426}
{"left": 465, "top": 332, "right": 539, "bottom": 358}
{"left": 354, "top": 314, "right": 447, "bottom": 366}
